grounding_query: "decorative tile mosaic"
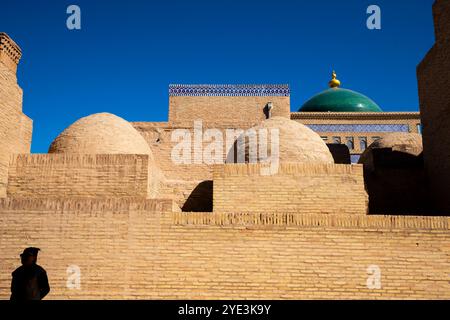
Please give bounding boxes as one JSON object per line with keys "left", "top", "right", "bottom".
{"left": 306, "top": 124, "right": 410, "bottom": 133}
{"left": 351, "top": 154, "right": 361, "bottom": 164}
{"left": 169, "top": 84, "right": 290, "bottom": 97}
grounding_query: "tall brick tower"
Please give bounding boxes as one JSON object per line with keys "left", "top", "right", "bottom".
{"left": 417, "top": 0, "right": 450, "bottom": 213}
{"left": 0, "top": 33, "right": 33, "bottom": 197}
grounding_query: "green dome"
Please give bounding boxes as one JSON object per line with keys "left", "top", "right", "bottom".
{"left": 299, "top": 88, "right": 383, "bottom": 112}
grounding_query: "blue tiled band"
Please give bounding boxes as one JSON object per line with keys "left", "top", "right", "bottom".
{"left": 169, "top": 84, "right": 290, "bottom": 97}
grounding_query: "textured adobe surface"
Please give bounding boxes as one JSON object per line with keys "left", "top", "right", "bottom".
{"left": 213, "top": 163, "right": 368, "bottom": 214}
{"left": 49, "top": 113, "right": 152, "bottom": 156}
{"left": 0, "top": 33, "right": 32, "bottom": 198}
{"left": 232, "top": 116, "right": 334, "bottom": 164}
{"left": 169, "top": 95, "right": 290, "bottom": 127}
{"left": 0, "top": 201, "right": 448, "bottom": 299}
{"left": 7, "top": 154, "right": 163, "bottom": 198}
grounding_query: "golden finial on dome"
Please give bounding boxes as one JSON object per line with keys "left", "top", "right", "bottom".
{"left": 328, "top": 70, "right": 341, "bottom": 88}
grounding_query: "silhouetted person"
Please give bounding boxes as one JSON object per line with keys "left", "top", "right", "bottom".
{"left": 10, "top": 247, "right": 50, "bottom": 300}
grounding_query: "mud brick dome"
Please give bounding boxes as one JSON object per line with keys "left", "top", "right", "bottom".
{"left": 233, "top": 116, "right": 334, "bottom": 163}
{"left": 358, "top": 132, "right": 423, "bottom": 167}
{"left": 48, "top": 112, "right": 153, "bottom": 155}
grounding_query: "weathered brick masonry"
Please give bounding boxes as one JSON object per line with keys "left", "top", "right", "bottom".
{"left": 0, "top": 200, "right": 448, "bottom": 299}
{"left": 213, "top": 163, "right": 368, "bottom": 214}
{"left": 0, "top": 33, "right": 32, "bottom": 197}
{"left": 169, "top": 95, "right": 290, "bottom": 127}
{"left": 6, "top": 154, "right": 161, "bottom": 199}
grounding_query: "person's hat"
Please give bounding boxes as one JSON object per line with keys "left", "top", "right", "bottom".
{"left": 20, "top": 247, "right": 40, "bottom": 257}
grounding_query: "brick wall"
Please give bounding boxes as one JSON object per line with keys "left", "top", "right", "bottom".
{"left": 417, "top": 0, "right": 450, "bottom": 213}
{"left": 133, "top": 122, "right": 257, "bottom": 209}
{"left": 213, "top": 163, "right": 368, "bottom": 214}
{"left": 0, "top": 51, "right": 32, "bottom": 198}
{"left": 169, "top": 96, "right": 290, "bottom": 126}
{"left": 133, "top": 124, "right": 215, "bottom": 182}
{"left": 0, "top": 201, "right": 448, "bottom": 299}
{"left": 7, "top": 154, "right": 161, "bottom": 198}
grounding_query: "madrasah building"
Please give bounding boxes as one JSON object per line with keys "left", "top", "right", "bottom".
{"left": 167, "top": 71, "right": 421, "bottom": 165}
{"left": 0, "top": 0, "right": 448, "bottom": 300}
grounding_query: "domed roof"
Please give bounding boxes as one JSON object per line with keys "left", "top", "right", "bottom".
{"left": 229, "top": 116, "right": 334, "bottom": 163}
{"left": 49, "top": 112, "right": 152, "bottom": 155}
{"left": 298, "top": 71, "right": 382, "bottom": 112}
{"left": 358, "top": 133, "right": 423, "bottom": 168}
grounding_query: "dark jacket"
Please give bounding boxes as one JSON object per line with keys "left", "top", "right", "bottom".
{"left": 10, "top": 264, "right": 50, "bottom": 300}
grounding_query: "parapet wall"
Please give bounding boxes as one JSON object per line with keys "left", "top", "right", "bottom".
{"left": 7, "top": 154, "right": 161, "bottom": 198}
{"left": 0, "top": 201, "right": 448, "bottom": 299}
{"left": 213, "top": 163, "right": 368, "bottom": 214}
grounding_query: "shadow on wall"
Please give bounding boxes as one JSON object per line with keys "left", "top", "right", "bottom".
{"left": 326, "top": 144, "right": 351, "bottom": 164}
{"left": 361, "top": 149, "right": 435, "bottom": 215}
{"left": 182, "top": 180, "right": 213, "bottom": 212}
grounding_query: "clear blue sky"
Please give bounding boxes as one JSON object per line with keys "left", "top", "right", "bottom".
{"left": 2, "top": 0, "right": 436, "bottom": 153}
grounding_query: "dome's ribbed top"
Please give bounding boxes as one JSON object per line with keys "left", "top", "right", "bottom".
{"left": 48, "top": 113, "right": 152, "bottom": 155}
